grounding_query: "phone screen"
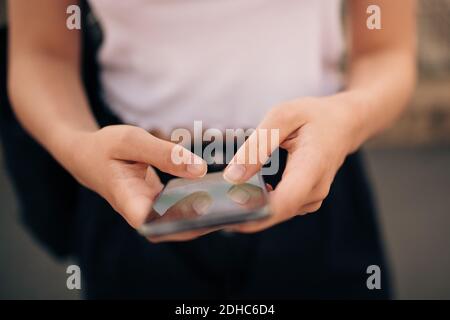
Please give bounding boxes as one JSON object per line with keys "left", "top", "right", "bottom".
{"left": 138, "top": 172, "right": 270, "bottom": 237}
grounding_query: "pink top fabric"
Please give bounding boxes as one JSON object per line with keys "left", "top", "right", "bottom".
{"left": 88, "top": 0, "right": 344, "bottom": 133}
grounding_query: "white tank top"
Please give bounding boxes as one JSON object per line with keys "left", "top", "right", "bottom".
{"left": 88, "top": 0, "right": 343, "bottom": 132}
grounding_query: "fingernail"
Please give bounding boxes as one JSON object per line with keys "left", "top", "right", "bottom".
{"left": 187, "top": 161, "right": 207, "bottom": 177}
{"left": 223, "top": 164, "right": 246, "bottom": 183}
{"left": 192, "top": 195, "right": 212, "bottom": 215}
{"left": 227, "top": 187, "right": 251, "bottom": 205}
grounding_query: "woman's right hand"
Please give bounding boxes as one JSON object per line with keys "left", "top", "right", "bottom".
{"left": 65, "top": 125, "right": 207, "bottom": 228}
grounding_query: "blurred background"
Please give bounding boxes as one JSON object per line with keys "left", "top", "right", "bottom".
{"left": 0, "top": 0, "right": 449, "bottom": 299}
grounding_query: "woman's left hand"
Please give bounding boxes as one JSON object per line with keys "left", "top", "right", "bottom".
{"left": 223, "top": 94, "right": 363, "bottom": 233}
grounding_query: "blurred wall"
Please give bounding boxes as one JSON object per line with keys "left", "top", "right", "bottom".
{"left": 368, "top": 0, "right": 450, "bottom": 147}
{"left": 418, "top": 0, "right": 450, "bottom": 77}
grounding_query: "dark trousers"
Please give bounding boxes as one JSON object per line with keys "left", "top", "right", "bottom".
{"left": 74, "top": 149, "right": 392, "bottom": 299}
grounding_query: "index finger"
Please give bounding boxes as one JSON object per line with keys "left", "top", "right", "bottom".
{"left": 223, "top": 102, "right": 307, "bottom": 184}
{"left": 113, "top": 127, "right": 207, "bottom": 178}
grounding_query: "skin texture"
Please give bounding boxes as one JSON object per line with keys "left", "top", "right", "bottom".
{"left": 8, "top": 1, "right": 416, "bottom": 238}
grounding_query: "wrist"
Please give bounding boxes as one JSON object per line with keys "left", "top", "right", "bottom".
{"left": 324, "top": 91, "right": 373, "bottom": 153}
{"left": 46, "top": 126, "right": 97, "bottom": 174}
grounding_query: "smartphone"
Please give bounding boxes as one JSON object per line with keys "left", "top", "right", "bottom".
{"left": 138, "top": 172, "right": 271, "bottom": 237}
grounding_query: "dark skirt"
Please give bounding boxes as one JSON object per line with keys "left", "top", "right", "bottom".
{"left": 74, "top": 145, "right": 391, "bottom": 299}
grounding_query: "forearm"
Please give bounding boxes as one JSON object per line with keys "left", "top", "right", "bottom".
{"left": 338, "top": 0, "right": 417, "bottom": 152}
{"left": 335, "top": 48, "right": 416, "bottom": 152}
{"left": 8, "top": 51, "right": 99, "bottom": 169}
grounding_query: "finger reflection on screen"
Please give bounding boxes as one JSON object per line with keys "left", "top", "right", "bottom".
{"left": 145, "top": 191, "right": 218, "bottom": 243}
{"left": 226, "top": 183, "right": 266, "bottom": 210}
{"left": 142, "top": 175, "right": 268, "bottom": 243}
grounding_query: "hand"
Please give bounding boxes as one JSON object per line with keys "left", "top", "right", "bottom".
{"left": 67, "top": 125, "right": 207, "bottom": 228}
{"left": 223, "top": 95, "right": 362, "bottom": 233}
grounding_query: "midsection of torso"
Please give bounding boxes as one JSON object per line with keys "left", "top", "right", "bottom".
{"left": 88, "top": 0, "right": 343, "bottom": 134}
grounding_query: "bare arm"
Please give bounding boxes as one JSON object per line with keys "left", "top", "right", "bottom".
{"left": 226, "top": 0, "right": 417, "bottom": 233}
{"left": 8, "top": 0, "right": 206, "bottom": 229}
{"left": 8, "top": 0, "right": 98, "bottom": 168}
{"left": 344, "top": 0, "right": 417, "bottom": 150}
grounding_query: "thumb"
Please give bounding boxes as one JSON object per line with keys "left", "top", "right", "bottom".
{"left": 223, "top": 128, "right": 278, "bottom": 184}
{"left": 113, "top": 126, "right": 207, "bottom": 178}
{"left": 223, "top": 105, "right": 305, "bottom": 183}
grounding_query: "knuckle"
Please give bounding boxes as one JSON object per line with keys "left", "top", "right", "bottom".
{"left": 300, "top": 201, "right": 323, "bottom": 215}
{"left": 110, "top": 126, "right": 149, "bottom": 158}
{"left": 267, "top": 104, "right": 294, "bottom": 126}
{"left": 317, "top": 184, "right": 331, "bottom": 200}
{"left": 107, "top": 188, "right": 123, "bottom": 214}
{"left": 115, "top": 125, "right": 139, "bottom": 145}
{"left": 310, "top": 201, "right": 323, "bottom": 213}
{"left": 97, "top": 126, "right": 130, "bottom": 156}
